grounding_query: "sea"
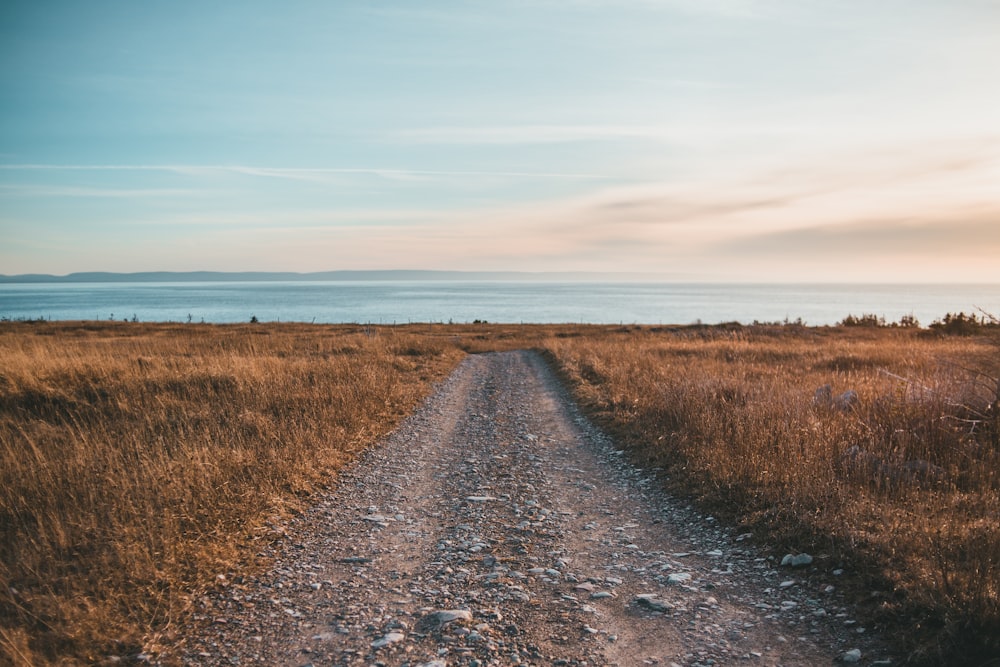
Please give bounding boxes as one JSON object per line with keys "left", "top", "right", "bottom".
{"left": 0, "top": 282, "right": 998, "bottom": 327}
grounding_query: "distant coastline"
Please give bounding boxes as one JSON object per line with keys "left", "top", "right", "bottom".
{"left": 2, "top": 271, "right": 996, "bottom": 285}
{"left": 0, "top": 270, "right": 658, "bottom": 284}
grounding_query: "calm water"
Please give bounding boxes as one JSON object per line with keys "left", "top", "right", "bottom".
{"left": 0, "top": 282, "right": 997, "bottom": 326}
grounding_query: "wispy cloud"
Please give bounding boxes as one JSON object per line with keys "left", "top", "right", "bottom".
{"left": 3, "top": 138, "right": 997, "bottom": 280}
{"left": 0, "top": 164, "right": 606, "bottom": 181}
{"left": 718, "top": 216, "right": 1000, "bottom": 259}
{"left": 130, "top": 207, "right": 458, "bottom": 228}
{"left": 394, "top": 125, "right": 662, "bottom": 145}
{"left": 518, "top": 0, "right": 779, "bottom": 19}
{"left": 0, "top": 184, "right": 202, "bottom": 199}
{"left": 394, "top": 124, "right": 677, "bottom": 145}
{"left": 393, "top": 122, "right": 826, "bottom": 148}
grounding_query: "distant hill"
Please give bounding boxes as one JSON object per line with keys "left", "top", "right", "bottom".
{"left": 0, "top": 270, "right": 651, "bottom": 284}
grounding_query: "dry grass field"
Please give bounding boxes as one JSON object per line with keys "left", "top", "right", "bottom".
{"left": 0, "top": 322, "right": 464, "bottom": 665}
{"left": 540, "top": 324, "right": 1000, "bottom": 665}
{"left": 1, "top": 320, "right": 998, "bottom": 665}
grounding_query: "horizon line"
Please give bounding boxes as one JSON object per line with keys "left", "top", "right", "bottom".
{"left": 1, "top": 270, "right": 998, "bottom": 286}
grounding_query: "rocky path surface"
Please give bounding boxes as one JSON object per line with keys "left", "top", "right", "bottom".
{"left": 172, "top": 351, "right": 892, "bottom": 667}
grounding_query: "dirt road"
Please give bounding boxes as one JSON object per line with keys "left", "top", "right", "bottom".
{"left": 174, "top": 351, "right": 891, "bottom": 666}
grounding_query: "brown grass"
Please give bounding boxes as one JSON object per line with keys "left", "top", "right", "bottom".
{"left": 538, "top": 324, "right": 1000, "bottom": 665}
{"left": 0, "top": 321, "right": 464, "bottom": 665}
{"left": 2, "top": 320, "right": 998, "bottom": 665}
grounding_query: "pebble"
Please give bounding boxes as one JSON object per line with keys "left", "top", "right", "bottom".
{"left": 781, "top": 553, "right": 814, "bottom": 567}
{"left": 419, "top": 609, "right": 474, "bottom": 628}
{"left": 371, "top": 632, "right": 405, "bottom": 649}
{"left": 841, "top": 648, "right": 862, "bottom": 663}
{"left": 635, "top": 596, "right": 673, "bottom": 613}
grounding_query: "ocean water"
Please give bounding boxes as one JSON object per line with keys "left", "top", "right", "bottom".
{"left": 0, "top": 281, "right": 997, "bottom": 327}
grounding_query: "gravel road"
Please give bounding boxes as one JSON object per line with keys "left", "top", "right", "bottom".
{"left": 172, "top": 351, "right": 892, "bottom": 667}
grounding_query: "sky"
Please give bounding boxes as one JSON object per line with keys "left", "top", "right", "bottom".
{"left": 1, "top": 0, "right": 999, "bottom": 282}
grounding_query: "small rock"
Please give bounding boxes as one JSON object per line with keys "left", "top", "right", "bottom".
{"left": 416, "top": 609, "right": 474, "bottom": 631}
{"left": 835, "top": 390, "right": 859, "bottom": 411}
{"left": 635, "top": 595, "right": 673, "bottom": 612}
{"left": 666, "top": 572, "right": 692, "bottom": 584}
{"left": 840, "top": 648, "right": 862, "bottom": 663}
{"left": 780, "top": 553, "right": 813, "bottom": 567}
{"left": 371, "top": 632, "right": 404, "bottom": 649}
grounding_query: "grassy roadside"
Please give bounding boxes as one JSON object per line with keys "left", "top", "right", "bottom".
{"left": 537, "top": 324, "right": 1000, "bottom": 665}
{"left": 2, "top": 320, "right": 998, "bottom": 665}
{"left": 0, "top": 322, "right": 465, "bottom": 665}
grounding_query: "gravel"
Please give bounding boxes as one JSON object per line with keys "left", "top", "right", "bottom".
{"left": 167, "top": 351, "right": 893, "bottom": 666}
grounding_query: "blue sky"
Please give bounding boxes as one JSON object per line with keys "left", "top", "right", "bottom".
{"left": 1, "top": 0, "right": 998, "bottom": 281}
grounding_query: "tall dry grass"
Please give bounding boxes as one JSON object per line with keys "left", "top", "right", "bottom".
{"left": 540, "top": 325, "right": 1000, "bottom": 664}
{"left": 0, "top": 322, "right": 464, "bottom": 665}
{"left": 3, "top": 319, "right": 998, "bottom": 665}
